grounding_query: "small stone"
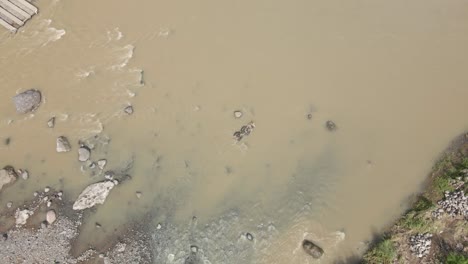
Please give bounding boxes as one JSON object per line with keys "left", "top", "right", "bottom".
{"left": 15, "top": 209, "right": 32, "bottom": 226}
{"left": 47, "top": 201, "right": 52, "bottom": 207}
{"left": 13, "top": 89, "right": 42, "bottom": 114}
{"left": 6, "top": 202, "right": 12, "bottom": 208}
{"left": 190, "top": 245, "right": 198, "bottom": 253}
{"left": 43, "top": 196, "right": 48, "bottom": 201}
{"left": 56, "top": 136, "right": 71, "bottom": 152}
{"left": 73, "top": 181, "right": 115, "bottom": 210}
{"left": 41, "top": 221, "right": 48, "bottom": 229}
{"left": 89, "top": 162, "right": 96, "bottom": 169}
{"left": 246, "top": 233, "right": 254, "bottom": 241}
{"left": 20, "top": 170, "right": 29, "bottom": 180}
{"left": 124, "top": 105, "right": 134, "bottom": 115}
{"left": 167, "top": 254, "right": 175, "bottom": 262}
{"left": 46, "top": 210, "right": 57, "bottom": 224}
{"left": 302, "top": 239, "right": 324, "bottom": 259}
{"left": 47, "top": 117, "right": 55, "bottom": 128}
{"left": 96, "top": 223, "right": 102, "bottom": 228}
{"left": 156, "top": 223, "right": 162, "bottom": 230}
{"left": 0, "top": 166, "right": 18, "bottom": 191}
{"left": 2, "top": 233, "right": 7, "bottom": 241}
{"left": 57, "top": 191, "right": 63, "bottom": 197}
{"left": 99, "top": 253, "right": 105, "bottom": 258}
{"left": 44, "top": 187, "right": 50, "bottom": 192}
{"left": 136, "top": 191, "right": 142, "bottom": 199}
{"left": 33, "top": 192, "right": 38, "bottom": 197}
{"left": 98, "top": 159, "right": 107, "bottom": 170}
{"left": 112, "top": 179, "right": 119, "bottom": 185}
{"left": 234, "top": 110, "right": 243, "bottom": 119}
{"left": 78, "top": 146, "right": 91, "bottom": 162}
{"left": 325, "top": 120, "right": 337, "bottom": 131}
{"left": 307, "top": 113, "right": 313, "bottom": 120}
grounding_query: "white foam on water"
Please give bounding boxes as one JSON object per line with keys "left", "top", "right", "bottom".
{"left": 76, "top": 67, "right": 95, "bottom": 79}
{"left": 110, "top": 44, "right": 134, "bottom": 70}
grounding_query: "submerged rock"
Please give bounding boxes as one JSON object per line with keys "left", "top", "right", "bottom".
{"left": 47, "top": 117, "right": 55, "bottom": 128}
{"left": 56, "top": 136, "right": 71, "bottom": 152}
{"left": 13, "top": 89, "right": 42, "bottom": 114}
{"left": 78, "top": 146, "right": 91, "bottom": 162}
{"left": 97, "top": 159, "right": 107, "bottom": 170}
{"left": 325, "top": 120, "right": 337, "bottom": 131}
{"left": 234, "top": 110, "right": 243, "bottom": 119}
{"left": 233, "top": 121, "right": 255, "bottom": 141}
{"left": 124, "top": 105, "right": 134, "bottom": 115}
{"left": 302, "top": 239, "right": 324, "bottom": 259}
{"left": 72, "top": 181, "right": 115, "bottom": 210}
{"left": 0, "top": 166, "right": 18, "bottom": 191}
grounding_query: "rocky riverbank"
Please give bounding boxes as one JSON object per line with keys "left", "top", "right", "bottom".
{"left": 363, "top": 133, "right": 468, "bottom": 264}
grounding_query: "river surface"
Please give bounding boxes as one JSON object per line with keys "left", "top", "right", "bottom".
{"left": 1, "top": 0, "right": 468, "bottom": 263}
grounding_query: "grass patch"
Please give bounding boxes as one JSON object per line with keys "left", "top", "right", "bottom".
{"left": 363, "top": 238, "right": 396, "bottom": 264}
{"left": 398, "top": 211, "right": 432, "bottom": 233}
{"left": 413, "top": 196, "right": 434, "bottom": 212}
{"left": 435, "top": 175, "right": 454, "bottom": 194}
{"left": 446, "top": 252, "right": 468, "bottom": 264}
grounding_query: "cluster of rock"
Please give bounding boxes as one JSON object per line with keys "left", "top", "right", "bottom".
{"left": 409, "top": 233, "right": 432, "bottom": 258}
{"left": 233, "top": 121, "right": 255, "bottom": 141}
{"left": 432, "top": 190, "right": 468, "bottom": 219}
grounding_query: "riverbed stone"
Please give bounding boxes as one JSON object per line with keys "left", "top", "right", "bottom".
{"left": 124, "top": 105, "right": 134, "bottom": 115}
{"left": 78, "top": 146, "right": 91, "bottom": 162}
{"left": 72, "top": 181, "right": 115, "bottom": 210}
{"left": 13, "top": 89, "right": 42, "bottom": 114}
{"left": 56, "top": 136, "right": 71, "bottom": 152}
{"left": 302, "top": 239, "right": 324, "bottom": 259}
{"left": 325, "top": 120, "right": 337, "bottom": 131}
{"left": 234, "top": 110, "right": 243, "bottom": 119}
{"left": 0, "top": 167, "right": 18, "bottom": 191}
{"left": 46, "top": 210, "right": 57, "bottom": 224}
{"left": 15, "top": 209, "right": 32, "bottom": 226}
{"left": 47, "top": 117, "right": 55, "bottom": 128}
{"left": 97, "top": 159, "right": 107, "bottom": 170}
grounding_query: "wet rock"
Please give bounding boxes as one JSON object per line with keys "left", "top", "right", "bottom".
{"left": 44, "top": 187, "right": 50, "bottom": 192}
{"left": 98, "top": 159, "right": 107, "bottom": 170}
{"left": 307, "top": 113, "right": 313, "bottom": 120}
{"left": 190, "top": 245, "right": 198, "bottom": 253}
{"left": 56, "top": 136, "right": 71, "bottom": 152}
{"left": 12, "top": 89, "right": 42, "bottom": 114}
{"left": 72, "top": 181, "right": 115, "bottom": 210}
{"left": 46, "top": 210, "right": 57, "bottom": 224}
{"left": 78, "top": 146, "right": 91, "bottom": 162}
{"left": 6, "top": 202, "right": 12, "bottom": 208}
{"left": 0, "top": 166, "right": 18, "bottom": 191}
{"left": 325, "top": 120, "right": 337, "bottom": 131}
{"left": 233, "top": 121, "right": 256, "bottom": 141}
{"left": 95, "top": 222, "right": 102, "bottom": 228}
{"left": 246, "top": 233, "right": 254, "bottom": 241}
{"left": 136, "top": 191, "right": 142, "bottom": 199}
{"left": 15, "top": 209, "right": 32, "bottom": 226}
{"left": 302, "top": 239, "right": 324, "bottom": 259}
{"left": 234, "top": 110, "right": 243, "bottom": 119}
{"left": 47, "top": 117, "right": 55, "bottom": 128}
{"left": 19, "top": 169, "right": 29, "bottom": 180}
{"left": 124, "top": 105, "right": 134, "bottom": 115}
{"left": 2, "top": 233, "right": 7, "bottom": 241}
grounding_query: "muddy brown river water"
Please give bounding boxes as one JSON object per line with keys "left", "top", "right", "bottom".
{"left": 1, "top": 0, "right": 468, "bottom": 263}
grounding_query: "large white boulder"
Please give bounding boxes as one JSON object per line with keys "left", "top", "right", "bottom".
{"left": 72, "top": 181, "right": 115, "bottom": 210}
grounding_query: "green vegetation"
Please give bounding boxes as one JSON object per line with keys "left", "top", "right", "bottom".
{"left": 413, "top": 196, "right": 433, "bottom": 212}
{"left": 398, "top": 211, "right": 432, "bottom": 233}
{"left": 446, "top": 252, "right": 468, "bottom": 264}
{"left": 363, "top": 238, "right": 396, "bottom": 264}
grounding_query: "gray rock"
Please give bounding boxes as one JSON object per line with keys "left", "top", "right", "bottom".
{"left": 6, "top": 202, "right": 12, "bottom": 208}
{"left": 325, "top": 120, "right": 337, "bottom": 131}
{"left": 46, "top": 210, "right": 56, "bottom": 224}
{"left": 234, "top": 110, "right": 243, "bottom": 119}
{"left": 47, "top": 117, "right": 55, "bottom": 128}
{"left": 124, "top": 105, "right": 134, "bottom": 115}
{"left": 97, "top": 159, "right": 107, "bottom": 170}
{"left": 15, "top": 209, "right": 32, "bottom": 226}
{"left": 19, "top": 170, "right": 29, "bottom": 180}
{"left": 72, "top": 181, "right": 115, "bottom": 210}
{"left": 78, "top": 147, "right": 91, "bottom": 162}
{"left": 302, "top": 239, "right": 324, "bottom": 259}
{"left": 56, "top": 136, "right": 71, "bottom": 152}
{"left": 12, "top": 89, "right": 42, "bottom": 114}
{"left": 0, "top": 166, "right": 18, "bottom": 191}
